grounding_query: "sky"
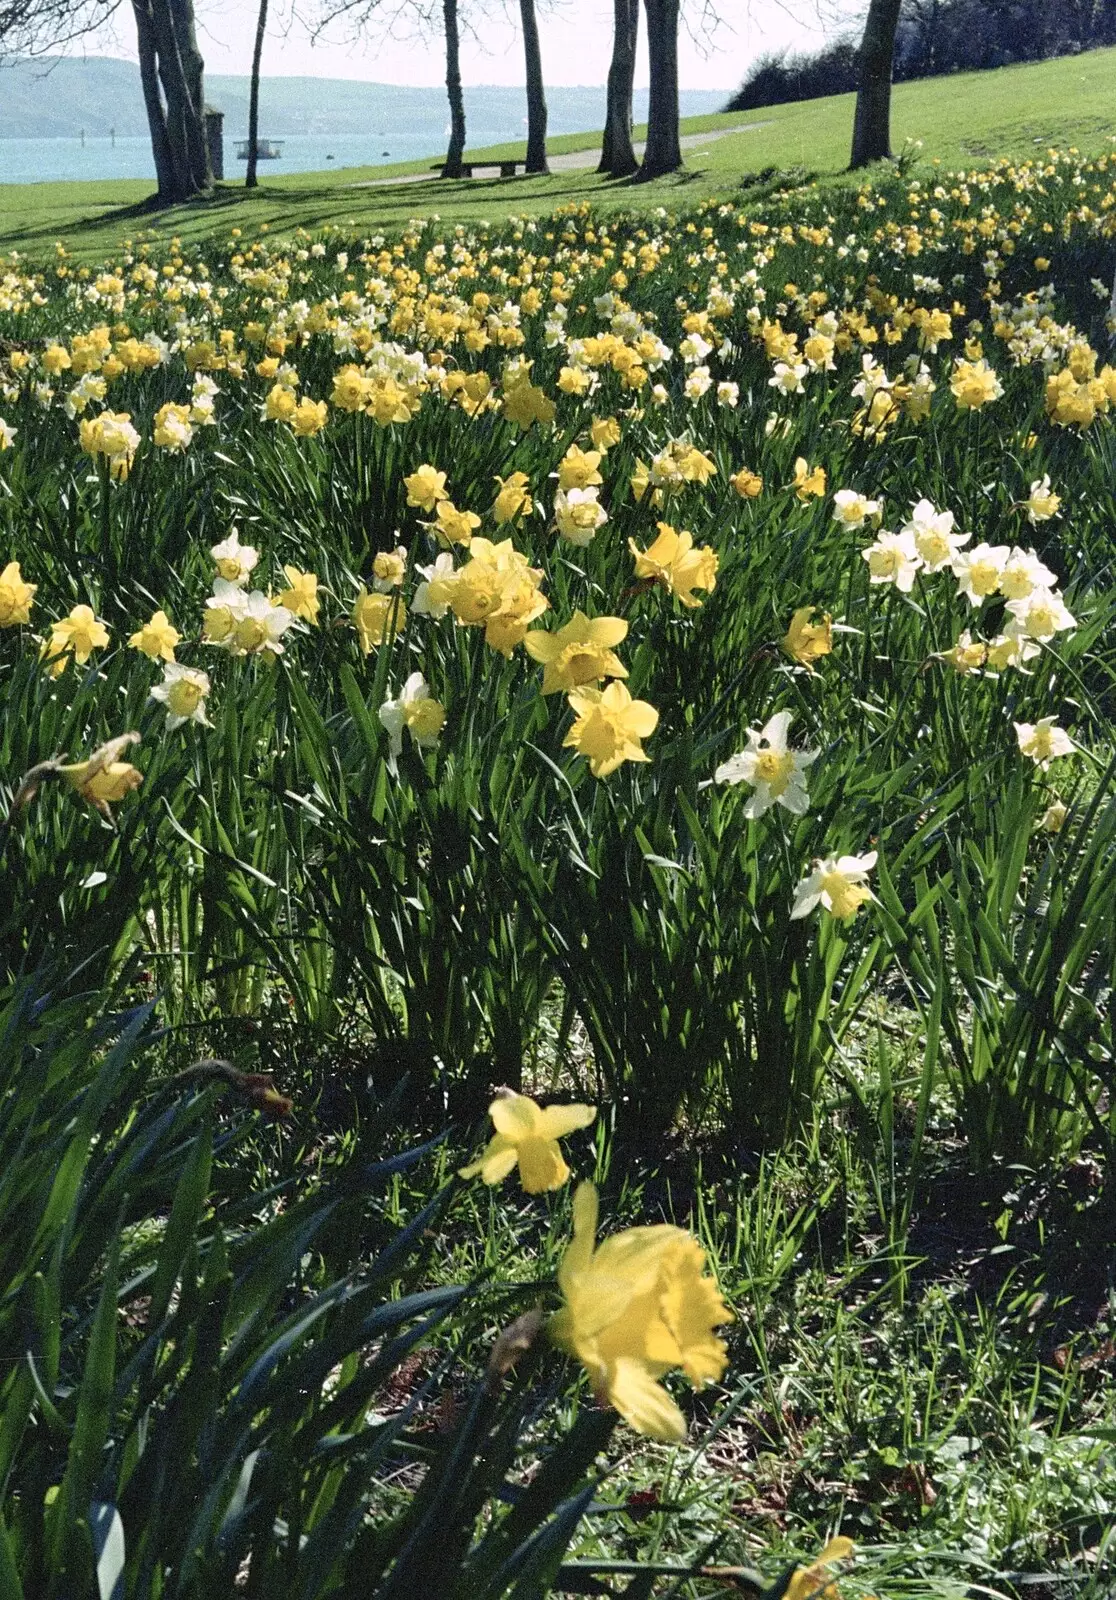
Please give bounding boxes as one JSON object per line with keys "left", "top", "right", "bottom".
{"left": 82, "top": 0, "right": 866, "bottom": 91}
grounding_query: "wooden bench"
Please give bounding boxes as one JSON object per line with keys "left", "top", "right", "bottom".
{"left": 430, "top": 160, "right": 525, "bottom": 179}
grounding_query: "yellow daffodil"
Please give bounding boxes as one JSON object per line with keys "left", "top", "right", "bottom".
{"left": 0, "top": 561, "right": 36, "bottom": 627}
{"left": 460, "top": 1091, "right": 596, "bottom": 1193}
{"left": 492, "top": 470, "right": 533, "bottom": 525}
{"left": 550, "top": 1181, "right": 732, "bottom": 1441}
{"left": 784, "top": 1538, "right": 856, "bottom": 1600}
{"left": 128, "top": 609, "right": 180, "bottom": 663}
{"left": 564, "top": 682, "right": 658, "bottom": 778}
{"left": 41, "top": 604, "right": 109, "bottom": 676}
{"left": 792, "top": 458, "right": 827, "bottom": 500}
{"left": 352, "top": 589, "right": 406, "bottom": 652}
{"left": 524, "top": 611, "right": 628, "bottom": 695}
{"left": 58, "top": 733, "right": 143, "bottom": 821}
{"left": 629, "top": 522, "right": 718, "bottom": 608}
{"left": 782, "top": 607, "right": 832, "bottom": 669}
{"left": 403, "top": 463, "right": 448, "bottom": 511}
{"left": 276, "top": 565, "right": 320, "bottom": 623}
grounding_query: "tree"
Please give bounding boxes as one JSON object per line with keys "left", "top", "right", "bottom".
{"left": 440, "top": 0, "right": 466, "bottom": 178}
{"left": 639, "top": 0, "right": 681, "bottom": 179}
{"left": 0, "top": 0, "right": 119, "bottom": 60}
{"left": 129, "top": 0, "right": 212, "bottom": 203}
{"left": 519, "top": 0, "right": 548, "bottom": 174}
{"left": 598, "top": 0, "right": 639, "bottom": 177}
{"left": 246, "top": 0, "right": 270, "bottom": 188}
{"left": 850, "top": 0, "right": 902, "bottom": 168}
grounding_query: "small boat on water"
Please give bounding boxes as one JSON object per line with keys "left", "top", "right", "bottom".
{"left": 235, "top": 137, "right": 284, "bottom": 161}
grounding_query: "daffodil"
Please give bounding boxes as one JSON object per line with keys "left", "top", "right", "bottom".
{"left": 128, "top": 609, "right": 180, "bottom": 663}
{"left": 549, "top": 1182, "right": 732, "bottom": 1441}
{"left": 901, "top": 500, "right": 969, "bottom": 572}
{"left": 0, "top": 560, "right": 36, "bottom": 627}
{"left": 58, "top": 733, "right": 143, "bottom": 820}
{"left": 782, "top": 606, "right": 832, "bottom": 669}
{"left": 403, "top": 463, "right": 448, "bottom": 511}
{"left": 1006, "top": 588, "right": 1075, "bottom": 641}
{"left": 951, "top": 542, "right": 1009, "bottom": 606}
{"left": 629, "top": 522, "right": 718, "bottom": 608}
{"left": 378, "top": 672, "right": 446, "bottom": 756}
{"left": 792, "top": 458, "right": 827, "bottom": 500}
{"left": 492, "top": 470, "right": 533, "bottom": 525}
{"left": 564, "top": 682, "right": 658, "bottom": 778}
{"left": 1024, "top": 474, "right": 1061, "bottom": 525}
{"left": 951, "top": 358, "right": 1003, "bottom": 409}
{"left": 784, "top": 1537, "right": 856, "bottom": 1600}
{"left": 554, "top": 486, "right": 608, "bottom": 547}
{"left": 524, "top": 611, "right": 628, "bottom": 695}
{"left": 429, "top": 500, "right": 481, "bottom": 548}
{"left": 792, "top": 852, "right": 877, "bottom": 922}
{"left": 999, "top": 548, "right": 1057, "bottom": 602}
{"left": 715, "top": 710, "right": 818, "bottom": 818}
{"left": 149, "top": 663, "right": 211, "bottom": 729}
{"left": 556, "top": 445, "right": 603, "bottom": 491}
{"left": 276, "top": 565, "right": 320, "bottom": 623}
{"left": 862, "top": 528, "right": 921, "bottom": 593}
{"left": 352, "top": 589, "right": 406, "bottom": 652}
{"left": 210, "top": 529, "right": 259, "bottom": 587}
{"left": 1015, "top": 717, "right": 1075, "bottom": 770}
{"left": 831, "top": 489, "right": 879, "bottom": 531}
{"left": 41, "top": 604, "right": 109, "bottom": 675}
{"left": 459, "top": 1091, "right": 595, "bottom": 1192}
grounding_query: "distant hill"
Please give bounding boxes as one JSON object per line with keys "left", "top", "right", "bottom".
{"left": 0, "top": 56, "right": 727, "bottom": 142}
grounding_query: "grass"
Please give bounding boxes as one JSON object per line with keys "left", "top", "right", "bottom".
{"left": 1, "top": 43, "right": 1115, "bottom": 261}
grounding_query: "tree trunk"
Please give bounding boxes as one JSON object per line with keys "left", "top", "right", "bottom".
{"left": 168, "top": 0, "right": 212, "bottom": 190}
{"left": 639, "top": 0, "right": 681, "bottom": 179}
{"left": 850, "top": 0, "right": 902, "bottom": 168}
{"left": 519, "top": 0, "right": 548, "bottom": 174}
{"left": 132, "top": 0, "right": 176, "bottom": 200}
{"left": 598, "top": 0, "right": 638, "bottom": 177}
{"left": 147, "top": 0, "right": 210, "bottom": 198}
{"left": 441, "top": 0, "right": 466, "bottom": 179}
{"left": 246, "top": 0, "right": 269, "bottom": 188}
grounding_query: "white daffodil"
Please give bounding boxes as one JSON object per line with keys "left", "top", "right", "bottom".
{"left": 554, "top": 486, "right": 608, "bottom": 547}
{"left": 412, "top": 552, "right": 456, "bottom": 618}
{"left": 832, "top": 489, "right": 880, "bottom": 531}
{"left": 149, "top": 663, "right": 211, "bottom": 730}
{"left": 862, "top": 528, "right": 921, "bottom": 592}
{"left": 999, "top": 547, "right": 1058, "bottom": 602}
{"left": 378, "top": 672, "right": 446, "bottom": 757}
{"left": 791, "top": 851, "right": 878, "bottom": 922}
{"left": 1014, "top": 717, "right": 1075, "bottom": 770}
{"left": 1005, "top": 588, "right": 1075, "bottom": 641}
{"left": 901, "top": 499, "right": 969, "bottom": 572}
{"left": 210, "top": 528, "right": 259, "bottom": 587}
{"left": 714, "top": 710, "right": 819, "bottom": 819}
{"left": 951, "top": 541, "right": 1009, "bottom": 607}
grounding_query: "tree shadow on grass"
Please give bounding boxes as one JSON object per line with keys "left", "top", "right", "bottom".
{"left": 2, "top": 164, "right": 719, "bottom": 256}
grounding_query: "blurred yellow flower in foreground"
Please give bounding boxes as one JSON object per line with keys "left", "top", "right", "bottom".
{"left": 459, "top": 1090, "right": 596, "bottom": 1193}
{"left": 784, "top": 1537, "right": 856, "bottom": 1600}
{"left": 524, "top": 611, "right": 628, "bottom": 695}
{"left": 782, "top": 607, "right": 832, "bottom": 669}
{"left": 550, "top": 1181, "right": 732, "bottom": 1441}
{"left": 0, "top": 561, "right": 36, "bottom": 627}
{"left": 564, "top": 682, "right": 658, "bottom": 777}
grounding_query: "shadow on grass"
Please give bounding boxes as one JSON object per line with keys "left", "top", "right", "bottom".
{"left": 1, "top": 163, "right": 725, "bottom": 256}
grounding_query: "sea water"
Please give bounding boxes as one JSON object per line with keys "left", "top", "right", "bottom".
{"left": 0, "top": 89, "right": 729, "bottom": 184}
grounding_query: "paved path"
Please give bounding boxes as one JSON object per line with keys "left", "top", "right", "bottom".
{"left": 347, "top": 123, "right": 770, "bottom": 189}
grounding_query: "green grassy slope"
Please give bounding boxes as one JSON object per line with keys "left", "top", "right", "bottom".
{"left": 1, "top": 43, "right": 1114, "bottom": 261}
